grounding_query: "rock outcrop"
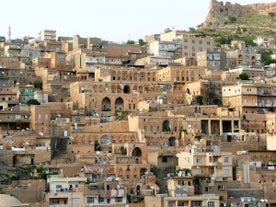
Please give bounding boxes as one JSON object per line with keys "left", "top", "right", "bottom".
{"left": 203, "top": 0, "right": 276, "bottom": 27}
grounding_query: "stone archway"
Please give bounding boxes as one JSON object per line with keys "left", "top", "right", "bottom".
{"left": 102, "top": 97, "right": 111, "bottom": 111}
{"left": 162, "top": 120, "right": 170, "bottom": 132}
{"left": 132, "top": 147, "right": 142, "bottom": 157}
{"left": 115, "top": 97, "right": 124, "bottom": 111}
{"left": 123, "top": 85, "right": 130, "bottom": 94}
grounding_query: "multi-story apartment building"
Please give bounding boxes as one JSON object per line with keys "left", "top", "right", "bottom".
{"left": 222, "top": 79, "right": 276, "bottom": 134}
{"left": 179, "top": 33, "right": 215, "bottom": 58}
{"left": 150, "top": 30, "right": 215, "bottom": 59}
{"left": 225, "top": 40, "right": 261, "bottom": 68}
{"left": 38, "top": 29, "right": 56, "bottom": 42}
{"left": 46, "top": 174, "right": 129, "bottom": 206}
{"left": 196, "top": 50, "right": 227, "bottom": 70}
{"left": 222, "top": 79, "right": 276, "bottom": 114}
{"left": 177, "top": 143, "right": 233, "bottom": 182}
{"left": 144, "top": 191, "right": 220, "bottom": 207}
{"left": 147, "top": 40, "right": 182, "bottom": 59}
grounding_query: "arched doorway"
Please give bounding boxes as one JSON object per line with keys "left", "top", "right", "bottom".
{"left": 102, "top": 97, "right": 111, "bottom": 111}
{"left": 162, "top": 120, "right": 170, "bottom": 132}
{"left": 132, "top": 147, "right": 142, "bottom": 157}
{"left": 115, "top": 97, "right": 124, "bottom": 111}
{"left": 123, "top": 85, "right": 130, "bottom": 94}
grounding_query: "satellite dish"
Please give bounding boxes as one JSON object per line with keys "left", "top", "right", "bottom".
{"left": 38, "top": 132, "right": 44, "bottom": 136}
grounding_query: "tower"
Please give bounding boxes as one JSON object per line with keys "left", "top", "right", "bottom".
{"left": 7, "top": 25, "right": 11, "bottom": 42}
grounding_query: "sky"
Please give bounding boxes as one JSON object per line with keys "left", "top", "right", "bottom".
{"left": 0, "top": 0, "right": 274, "bottom": 43}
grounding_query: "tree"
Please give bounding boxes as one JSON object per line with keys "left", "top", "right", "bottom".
{"left": 238, "top": 72, "right": 249, "bottom": 80}
{"left": 164, "top": 27, "right": 172, "bottom": 33}
{"left": 126, "top": 40, "right": 135, "bottom": 44}
{"left": 37, "top": 165, "right": 47, "bottom": 180}
{"left": 138, "top": 39, "right": 145, "bottom": 46}
{"left": 24, "top": 164, "right": 36, "bottom": 179}
{"left": 258, "top": 49, "right": 276, "bottom": 65}
{"left": 189, "top": 27, "right": 196, "bottom": 33}
{"left": 27, "top": 99, "right": 40, "bottom": 105}
{"left": 196, "top": 95, "right": 204, "bottom": 105}
{"left": 228, "top": 16, "right": 237, "bottom": 23}
{"left": 215, "top": 35, "right": 232, "bottom": 45}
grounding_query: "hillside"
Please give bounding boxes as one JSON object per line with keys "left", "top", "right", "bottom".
{"left": 197, "top": 0, "right": 276, "bottom": 43}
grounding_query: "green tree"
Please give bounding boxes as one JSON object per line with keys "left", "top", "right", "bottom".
{"left": 196, "top": 95, "right": 204, "bottom": 105}
{"left": 215, "top": 36, "right": 232, "bottom": 45}
{"left": 24, "top": 164, "right": 36, "bottom": 179}
{"left": 138, "top": 39, "right": 145, "bottom": 46}
{"left": 189, "top": 27, "right": 196, "bottom": 33}
{"left": 240, "top": 36, "right": 256, "bottom": 47}
{"left": 126, "top": 40, "right": 135, "bottom": 44}
{"left": 228, "top": 16, "right": 237, "bottom": 23}
{"left": 258, "top": 49, "right": 276, "bottom": 65}
{"left": 164, "top": 27, "right": 172, "bottom": 33}
{"left": 37, "top": 165, "right": 47, "bottom": 180}
{"left": 238, "top": 72, "right": 249, "bottom": 80}
{"left": 27, "top": 99, "right": 40, "bottom": 106}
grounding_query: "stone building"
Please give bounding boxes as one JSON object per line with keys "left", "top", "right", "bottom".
{"left": 196, "top": 50, "right": 227, "bottom": 70}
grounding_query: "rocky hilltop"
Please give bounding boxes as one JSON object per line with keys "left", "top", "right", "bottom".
{"left": 203, "top": 0, "right": 276, "bottom": 27}
{"left": 198, "top": 0, "right": 276, "bottom": 39}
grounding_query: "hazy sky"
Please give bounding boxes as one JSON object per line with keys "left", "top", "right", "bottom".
{"left": 1, "top": 0, "right": 274, "bottom": 43}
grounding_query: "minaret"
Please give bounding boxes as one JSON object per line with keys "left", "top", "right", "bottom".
{"left": 7, "top": 25, "right": 11, "bottom": 42}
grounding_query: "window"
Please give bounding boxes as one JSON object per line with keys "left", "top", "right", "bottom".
{"left": 208, "top": 201, "right": 215, "bottom": 207}
{"left": 178, "top": 180, "right": 185, "bottom": 185}
{"left": 168, "top": 202, "right": 174, "bottom": 207}
{"left": 50, "top": 198, "right": 59, "bottom": 205}
{"left": 56, "top": 185, "right": 62, "bottom": 191}
{"left": 162, "top": 157, "right": 168, "bottom": 163}
{"left": 218, "top": 185, "right": 224, "bottom": 190}
{"left": 224, "top": 169, "right": 230, "bottom": 175}
{"left": 75, "top": 117, "right": 80, "bottom": 123}
{"left": 72, "top": 198, "right": 80, "bottom": 205}
{"left": 38, "top": 114, "right": 41, "bottom": 120}
{"left": 87, "top": 197, "right": 95, "bottom": 204}
{"left": 196, "top": 157, "right": 202, "bottom": 163}
{"left": 115, "top": 197, "right": 123, "bottom": 203}
{"left": 224, "top": 157, "right": 229, "bottom": 163}
{"left": 98, "top": 197, "right": 105, "bottom": 204}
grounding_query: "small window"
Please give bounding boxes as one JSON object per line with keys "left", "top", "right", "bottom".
{"left": 162, "top": 157, "right": 168, "bottom": 163}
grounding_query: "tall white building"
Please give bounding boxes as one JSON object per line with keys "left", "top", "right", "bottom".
{"left": 38, "top": 29, "right": 56, "bottom": 41}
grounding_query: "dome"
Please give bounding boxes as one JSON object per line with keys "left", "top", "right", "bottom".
{"left": 0, "top": 194, "right": 30, "bottom": 207}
